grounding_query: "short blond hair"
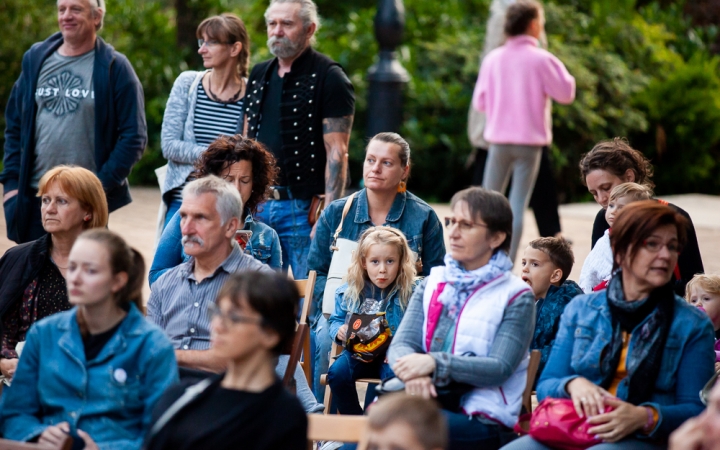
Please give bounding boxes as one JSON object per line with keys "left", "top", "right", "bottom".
{"left": 368, "top": 394, "right": 447, "bottom": 450}
{"left": 609, "top": 182, "right": 653, "bottom": 203}
{"left": 685, "top": 274, "right": 720, "bottom": 303}
{"left": 37, "top": 165, "right": 109, "bottom": 230}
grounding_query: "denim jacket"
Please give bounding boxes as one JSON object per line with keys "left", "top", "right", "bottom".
{"left": 328, "top": 282, "right": 407, "bottom": 343}
{"left": 0, "top": 304, "right": 178, "bottom": 450}
{"left": 149, "top": 210, "right": 282, "bottom": 285}
{"left": 538, "top": 290, "right": 715, "bottom": 440}
{"left": 307, "top": 189, "right": 445, "bottom": 327}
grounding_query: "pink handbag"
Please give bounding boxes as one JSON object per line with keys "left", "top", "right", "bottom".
{"left": 516, "top": 398, "right": 614, "bottom": 450}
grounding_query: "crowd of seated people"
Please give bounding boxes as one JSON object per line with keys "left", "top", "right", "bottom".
{"left": 0, "top": 0, "right": 718, "bottom": 449}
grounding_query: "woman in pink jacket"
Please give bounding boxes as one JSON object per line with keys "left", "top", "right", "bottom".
{"left": 473, "top": 0, "right": 575, "bottom": 263}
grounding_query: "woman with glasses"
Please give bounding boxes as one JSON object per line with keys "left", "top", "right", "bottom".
{"left": 306, "top": 132, "right": 445, "bottom": 400}
{"left": 160, "top": 13, "right": 250, "bottom": 228}
{"left": 144, "top": 271, "right": 307, "bottom": 450}
{"left": 579, "top": 138, "right": 704, "bottom": 295}
{"left": 386, "top": 187, "right": 535, "bottom": 450}
{"left": 503, "top": 201, "right": 715, "bottom": 450}
{"left": 149, "top": 135, "right": 282, "bottom": 284}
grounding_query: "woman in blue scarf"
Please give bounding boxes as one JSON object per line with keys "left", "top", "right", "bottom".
{"left": 388, "top": 187, "right": 535, "bottom": 450}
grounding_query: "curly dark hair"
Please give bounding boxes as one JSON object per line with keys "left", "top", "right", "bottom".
{"left": 579, "top": 137, "right": 655, "bottom": 190}
{"left": 193, "top": 135, "right": 279, "bottom": 214}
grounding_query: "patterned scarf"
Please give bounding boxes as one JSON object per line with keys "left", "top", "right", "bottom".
{"left": 600, "top": 273, "right": 675, "bottom": 405}
{"left": 437, "top": 251, "right": 513, "bottom": 319}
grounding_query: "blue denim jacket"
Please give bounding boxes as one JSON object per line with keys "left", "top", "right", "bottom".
{"left": 538, "top": 290, "right": 715, "bottom": 440}
{"left": 307, "top": 189, "right": 445, "bottom": 327}
{"left": 149, "top": 210, "right": 282, "bottom": 285}
{"left": 328, "top": 282, "right": 407, "bottom": 343}
{"left": 0, "top": 304, "right": 178, "bottom": 450}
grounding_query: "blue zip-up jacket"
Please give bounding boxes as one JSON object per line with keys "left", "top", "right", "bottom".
{"left": 1, "top": 32, "right": 147, "bottom": 243}
{"left": 531, "top": 279, "right": 583, "bottom": 377}
{"left": 0, "top": 304, "right": 177, "bottom": 450}
{"left": 307, "top": 189, "right": 445, "bottom": 327}
{"left": 538, "top": 290, "right": 715, "bottom": 440}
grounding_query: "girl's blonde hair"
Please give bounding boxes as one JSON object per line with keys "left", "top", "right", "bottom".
{"left": 609, "top": 182, "right": 654, "bottom": 203}
{"left": 685, "top": 274, "right": 720, "bottom": 302}
{"left": 344, "top": 226, "right": 417, "bottom": 311}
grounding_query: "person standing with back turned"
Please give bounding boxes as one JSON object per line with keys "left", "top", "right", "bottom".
{"left": 473, "top": 0, "right": 575, "bottom": 263}
{"left": 240, "top": 0, "right": 355, "bottom": 278}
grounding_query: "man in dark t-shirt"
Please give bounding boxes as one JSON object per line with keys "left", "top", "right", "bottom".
{"left": 243, "top": 0, "right": 355, "bottom": 280}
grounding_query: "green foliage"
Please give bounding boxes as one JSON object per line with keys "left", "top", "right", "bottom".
{"left": 634, "top": 54, "right": 720, "bottom": 193}
{"left": 1, "top": 0, "right": 719, "bottom": 200}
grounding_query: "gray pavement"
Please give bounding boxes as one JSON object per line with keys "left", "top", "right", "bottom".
{"left": 0, "top": 188, "right": 718, "bottom": 302}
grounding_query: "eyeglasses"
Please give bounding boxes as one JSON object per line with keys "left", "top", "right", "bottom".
{"left": 208, "top": 303, "right": 263, "bottom": 327}
{"left": 444, "top": 217, "right": 489, "bottom": 232}
{"left": 641, "top": 238, "right": 682, "bottom": 254}
{"left": 197, "top": 39, "right": 229, "bottom": 48}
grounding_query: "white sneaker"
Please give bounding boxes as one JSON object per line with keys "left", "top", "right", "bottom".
{"left": 317, "top": 441, "right": 343, "bottom": 450}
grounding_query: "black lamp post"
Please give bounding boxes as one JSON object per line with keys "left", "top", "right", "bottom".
{"left": 366, "top": 0, "right": 410, "bottom": 137}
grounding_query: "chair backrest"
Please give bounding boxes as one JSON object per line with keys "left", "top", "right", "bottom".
{"left": 295, "top": 270, "right": 316, "bottom": 326}
{"left": 307, "top": 414, "right": 369, "bottom": 450}
{"left": 285, "top": 270, "right": 316, "bottom": 389}
{"left": 522, "top": 350, "right": 542, "bottom": 414}
{"left": 0, "top": 436, "right": 72, "bottom": 450}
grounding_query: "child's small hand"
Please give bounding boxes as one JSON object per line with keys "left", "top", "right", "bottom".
{"left": 337, "top": 324, "right": 348, "bottom": 342}
{"left": 715, "top": 361, "right": 720, "bottom": 373}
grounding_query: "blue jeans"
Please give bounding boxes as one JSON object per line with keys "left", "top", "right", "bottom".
{"left": 501, "top": 436, "right": 666, "bottom": 450}
{"left": 163, "top": 198, "right": 182, "bottom": 230}
{"left": 443, "top": 411, "right": 512, "bottom": 450}
{"left": 255, "top": 197, "right": 312, "bottom": 277}
{"left": 312, "top": 315, "right": 333, "bottom": 402}
{"left": 327, "top": 350, "right": 394, "bottom": 415}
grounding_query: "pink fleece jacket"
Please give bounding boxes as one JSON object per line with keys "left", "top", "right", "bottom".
{"left": 472, "top": 35, "right": 575, "bottom": 146}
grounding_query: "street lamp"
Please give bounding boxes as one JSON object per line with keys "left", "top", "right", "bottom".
{"left": 366, "top": 0, "right": 410, "bottom": 137}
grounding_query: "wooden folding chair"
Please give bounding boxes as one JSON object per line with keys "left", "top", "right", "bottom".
{"left": 320, "top": 342, "right": 381, "bottom": 414}
{"left": 0, "top": 436, "right": 72, "bottom": 450}
{"left": 522, "top": 350, "right": 542, "bottom": 414}
{"left": 307, "top": 413, "right": 369, "bottom": 450}
{"left": 283, "top": 271, "right": 316, "bottom": 392}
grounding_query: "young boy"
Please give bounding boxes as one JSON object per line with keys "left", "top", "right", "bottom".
{"left": 521, "top": 237, "right": 582, "bottom": 377}
{"left": 366, "top": 393, "right": 447, "bottom": 450}
{"left": 578, "top": 182, "right": 653, "bottom": 293}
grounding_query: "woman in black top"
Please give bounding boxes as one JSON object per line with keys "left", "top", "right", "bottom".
{"left": 0, "top": 166, "right": 108, "bottom": 383}
{"left": 145, "top": 271, "right": 307, "bottom": 450}
{"left": 579, "top": 138, "right": 704, "bottom": 295}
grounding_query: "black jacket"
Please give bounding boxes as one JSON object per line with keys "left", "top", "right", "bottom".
{"left": 144, "top": 375, "right": 307, "bottom": 450}
{"left": 242, "top": 48, "right": 345, "bottom": 199}
{"left": 0, "top": 234, "right": 52, "bottom": 322}
{"left": 1, "top": 32, "right": 147, "bottom": 243}
{"left": 591, "top": 201, "right": 704, "bottom": 295}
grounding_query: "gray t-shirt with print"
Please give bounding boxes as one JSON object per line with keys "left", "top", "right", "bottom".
{"left": 32, "top": 49, "right": 96, "bottom": 187}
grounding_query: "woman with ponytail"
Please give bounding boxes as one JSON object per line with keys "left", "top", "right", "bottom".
{"left": 0, "top": 229, "right": 178, "bottom": 450}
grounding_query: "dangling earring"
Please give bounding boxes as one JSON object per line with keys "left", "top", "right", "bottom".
{"left": 397, "top": 181, "right": 407, "bottom": 193}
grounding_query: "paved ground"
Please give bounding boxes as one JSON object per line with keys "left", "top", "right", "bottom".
{"left": 1, "top": 188, "right": 718, "bottom": 302}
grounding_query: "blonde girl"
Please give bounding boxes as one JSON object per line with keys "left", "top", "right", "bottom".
{"left": 685, "top": 274, "right": 720, "bottom": 368}
{"left": 327, "top": 226, "right": 417, "bottom": 415}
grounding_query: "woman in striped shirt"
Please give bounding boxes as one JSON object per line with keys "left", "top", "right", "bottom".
{"left": 160, "top": 13, "right": 250, "bottom": 228}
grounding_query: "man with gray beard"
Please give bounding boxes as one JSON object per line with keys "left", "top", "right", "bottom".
{"left": 240, "top": 0, "right": 355, "bottom": 281}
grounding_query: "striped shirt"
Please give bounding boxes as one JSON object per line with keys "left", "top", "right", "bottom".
{"left": 146, "top": 243, "right": 273, "bottom": 350}
{"left": 193, "top": 83, "right": 244, "bottom": 146}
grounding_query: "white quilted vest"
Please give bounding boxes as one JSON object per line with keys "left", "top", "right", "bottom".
{"left": 422, "top": 266, "right": 531, "bottom": 427}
